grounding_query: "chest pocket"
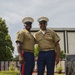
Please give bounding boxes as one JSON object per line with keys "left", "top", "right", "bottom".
{"left": 36, "top": 34, "right": 43, "bottom": 41}
{"left": 25, "top": 34, "right": 32, "bottom": 40}
{"left": 44, "top": 34, "right": 53, "bottom": 41}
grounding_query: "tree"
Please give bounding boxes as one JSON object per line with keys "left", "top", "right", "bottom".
{"left": 0, "top": 17, "right": 14, "bottom": 60}
{"left": 12, "top": 55, "right": 19, "bottom": 60}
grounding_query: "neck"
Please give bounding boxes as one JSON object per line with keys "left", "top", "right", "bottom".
{"left": 27, "top": 30, "right": 30, "bottom": 32}
{"left": 26, "top": 28, "right": 30, "bottom": 32}
{"left": 41, "top": 28, "right": 46, "bottom": 31}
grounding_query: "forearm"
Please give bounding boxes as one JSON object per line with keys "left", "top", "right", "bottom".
{"left": 55, "top": 42, "right": 60, "bottom": 65}
{"left": 16, "top": 42, "right": 22, "bottom": 55}
{"left": 55, "top": 42, "right": 60, "bottom": 58}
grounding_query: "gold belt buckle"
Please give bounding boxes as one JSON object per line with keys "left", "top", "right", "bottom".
{"left": 42, "top": 49, "right": 53, "bottom": 51}
{"left": 41, "top": 49, "right": 50, "bottom": 51}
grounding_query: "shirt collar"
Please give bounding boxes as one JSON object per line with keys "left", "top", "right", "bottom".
{"left": 24, "top": 29, "right": 30, "bottom": 33}
{"left": 39, "top": 29, "right": 46, "bottom": 34}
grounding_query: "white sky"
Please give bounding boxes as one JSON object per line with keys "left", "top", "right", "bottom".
{"left": 0, "top": 0, "right": 75, "bottom": 57}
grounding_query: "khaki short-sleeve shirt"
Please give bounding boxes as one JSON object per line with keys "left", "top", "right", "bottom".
{"left": 35, "top": 29, "right": 60, "bottom": 51}
{"left": 16, "top": 29, "right": 35, "bottom": 51}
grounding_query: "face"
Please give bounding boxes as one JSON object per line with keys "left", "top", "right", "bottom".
{"left": 24, "top": 23, "right": 32, "bottom": 31}
{"left": 39, "top": 22, "right": 47, "bottom": 31}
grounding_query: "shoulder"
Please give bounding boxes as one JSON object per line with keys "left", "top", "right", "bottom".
{"left": 17, "top": 29, "right": 26, "bottom": 34}
{"left": 46, "top": 29, "right": 58, "bottom": 37}
{"left": 46, "top": 29, "right": 56, "bottom": 34}
{"left": 35, "top": 31, "right": 40, "bottom": 35}
{"left": 48, "top": 29, "right": 59, "bottom": 38}
{"left": 35, "top": 30, "right": 41, "bottom": 35}
{"left": 16, "top": 30, "right": 21, "bottom": 35}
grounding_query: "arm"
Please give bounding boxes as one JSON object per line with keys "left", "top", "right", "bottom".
{"left": 16, "top": 41, "right": 24, "bottom": 64}
{"left": 52, "top": 30, "right": 60, "bottom": 65}
{"left": 16, "top": 41, "right": 22, "bottom": 55}
{"left": 34, "top": 34, "right": 38, "bottom": 44}
{"left": 55, "top": 42, "right": 60, "bottom": 65}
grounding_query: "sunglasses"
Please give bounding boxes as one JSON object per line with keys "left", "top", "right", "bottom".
{"left": 40, "top": 22, "right": 46, "bottom": 25}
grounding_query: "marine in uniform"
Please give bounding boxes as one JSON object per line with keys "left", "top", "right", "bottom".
{"left": 34, "top": 17, "right": 60, "bottom": 75}
{"left": 16, "top": 17, "right": 35, "bottom": 75}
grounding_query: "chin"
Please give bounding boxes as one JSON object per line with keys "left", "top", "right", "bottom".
{"left": 42, "top": 28, "right": 46, "bottom": 30}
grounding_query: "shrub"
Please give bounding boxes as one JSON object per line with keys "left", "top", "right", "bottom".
{"left": 60, "top": 50, "right": 65, "bottom": 60}
{"left": 9, "top": 61, "right": 15, "bottom": 71}
{"left": 56, "top": 65, "right": 62, "bottom": 74}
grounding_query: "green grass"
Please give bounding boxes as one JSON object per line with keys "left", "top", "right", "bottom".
{"left": 0, "top": 71, "right": 20, "bottom": 75}
{"left": 0, "top": 71, "right": 65, "bottom": 75}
